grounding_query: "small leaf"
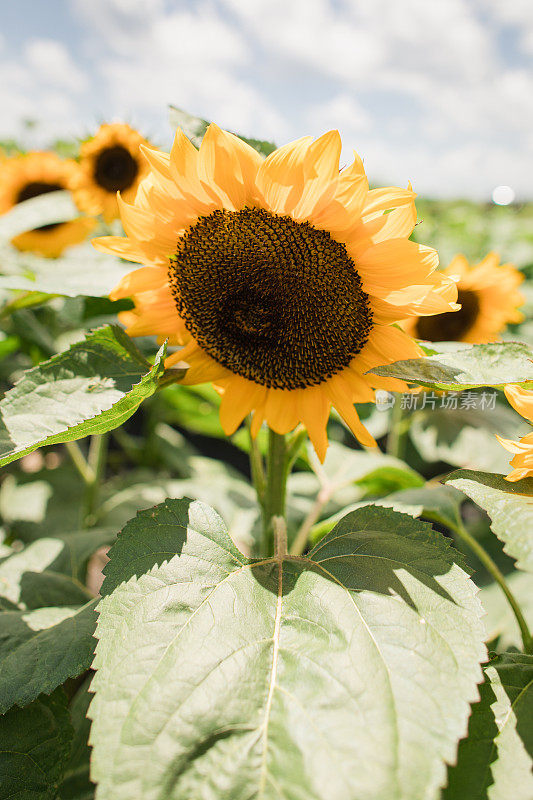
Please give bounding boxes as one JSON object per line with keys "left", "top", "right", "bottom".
{"left": 443, "top": 653, "right": 533, "bottom": 800}
{"left": 369, "top": 341, "right": 533, "bottom": 390}
{"left": 0, "top": 689, "right": 73, "bottom": 800}
{"left": 0, "top": 325, "right": 175, "bottom": 467}
{"left": 90, "top": 498, "right": 486, "bottom": 800}
{"left": 444, "top": 470, "right": 533, "bottom": 573}
{"left": 168, "top": 105, "right": 276, "bottom": 156}
{"left": 0, "top": 599, "right": 97, "bottom": 714}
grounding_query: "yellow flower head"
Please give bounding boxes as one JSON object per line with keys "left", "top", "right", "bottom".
{"left": 0, "top": 151, "right": 94, "bottom": 257}
{"left": 95, "top": 125, "right": 459, "bottom": 459}
{"left": 73, "top": 123, "right": 151, "bottom": 222}
{"left": 404, "top": 253, "right": 524, "bottom": 344}
{"left": 497, "top": 384, "right": 533, "bottom": 481}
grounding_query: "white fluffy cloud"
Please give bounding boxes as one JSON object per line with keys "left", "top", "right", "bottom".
{"left": 0, "top": 0, "right": 531, "bottom": 197}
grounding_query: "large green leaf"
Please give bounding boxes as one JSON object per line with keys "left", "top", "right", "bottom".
{"left": 0, "top": 325, "right": 174, "bottom": 467}
{"left": 369, "top": 342, "right": 533, "bottom": 390}
{"left": 443, "top": 653, "right": 533, "bottom": 800}
{"left": 0, "top": 599, "right": 97, "bottom": 713}
{"left": 0, "top": 688, "right": 73, "bottom": 800}
{"left": 444, "top": 470, "right": 533, "bottom": 573}
{"left": 90, "top": 499, "right": 485, "bottom": 800}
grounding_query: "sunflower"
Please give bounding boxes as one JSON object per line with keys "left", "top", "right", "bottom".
{"left": 94, "top": 125, "right": 458, "bottom": 459}
{"left": 403, "top": 253, "right": 524, "bottom": 343}
{"left": 0, "top": 152, "right": 94, "bottom": 257}
{"left": 73, "top": 123, "right": 151, "bottom": 222}
{"left": 497, "top": 384, "right": 533, "bottom": 481}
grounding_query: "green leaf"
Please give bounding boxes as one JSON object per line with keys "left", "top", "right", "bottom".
{"left": 369, "top": 342, "right": 533, "bottom": 390}
{"left": 18, "top": 571, "right": 92, "bottom": 609}
{"left": 444, "top": 470, "right": 533, "bottom": 572}
{"left": 309, "top": 484, "right": 462, "bottom": 544}
{"left": 0, "top": 599, "right": 97, "bottom": 714}
{"left": 443, "top": 653, "right": 533, "bottom": 800}
{"left": 0, "top": 325, "right": 175, "bottom": 467}
{"left": 168, "top": 105, "right": 276, "bottom": 156}
{"left": 0, "top": 529, "right": 115, "bottom": 604}
{"left": 90, "top": 498, "right": 485, "bottom": 800}
{"left": 0, "top": 688, "right": 73, "bottom": 800}
{"left": 60, "top": 675, "right": 95, "bottom": 800}
{"left": 0, "top": 246, "right": 131, "bottom": 300}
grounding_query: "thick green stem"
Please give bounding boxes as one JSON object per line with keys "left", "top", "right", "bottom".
{"left": 260, "top": 430, "right": 289, "bottom": 557}
{"left": 451, "top": 519, "right": 533, "bottom": 654}
{"left": 81, "top": 434, "right": 108, "bottom": 528}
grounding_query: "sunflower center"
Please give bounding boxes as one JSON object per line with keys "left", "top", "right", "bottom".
{"left": 94, "top": 145, "right": 138, "bottom": 193}
{"left": 415, "top": 289, "right": 480, "bottom": 342}
{"left": 169, "top": 207, "right": 373, "bottom": 390}
{"left": 16, "top": 181, "right": 65, "bottom": 232}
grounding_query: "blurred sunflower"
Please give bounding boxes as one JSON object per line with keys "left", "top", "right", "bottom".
{"left": 95, "top": 125, "right": 458, "bottom": 459}
{"left": 497, "top": 384, "right": 533, "bottom": 481}
{"left": 0, "top": 151, "right": 94, "bottom": 257}
{"left": 403, "top": 253, "right": 524, "bottom": 343}
{"left": 73, "top": 123, "right": 151, "bottom": 221}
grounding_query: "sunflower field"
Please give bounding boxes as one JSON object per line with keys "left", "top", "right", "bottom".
{"left": 0, "top": 108, "right": 532, "bottom": 800}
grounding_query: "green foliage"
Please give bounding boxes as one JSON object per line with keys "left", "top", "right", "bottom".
{"left": 445, "top": 470, "right": 533, "bottom": 573}
{"left": 0, "top": 325, "right": 172, "bottom": 467}
{"left": 90, "top": 498, "right": 485, "bottom": 800}
{"left": 370, "top": 341, "right": 533, "bottom": 390}
{"left": 443, "top": 653, "right": 533, "bottom": 800}
{"left": 0, "top": 688, "right": 73, "bottom": 800}
{"left": 0, "top": 600, "right": 97, "bottom": 713}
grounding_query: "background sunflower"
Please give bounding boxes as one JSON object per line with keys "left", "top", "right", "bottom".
{"left": 0, "top": 151, "right": 94, "bottom": 257}
{"left": 72, "top": 123, "right": 152, "bottom": 222}
{"left": 403, "top": 253, "right": 524, "bottom": 343}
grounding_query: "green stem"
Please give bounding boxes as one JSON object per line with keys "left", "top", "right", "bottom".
{"left": 81, "top": 434, "right": 109, "bottom": 528}
{"left": 451, "top": 519, "right": 533, "bottom": 654}
{"left": 260, "top": 430, "right": 289, "bottom": 557}
{"left": 65, "top": 441, "right": 94, "bottom": 484}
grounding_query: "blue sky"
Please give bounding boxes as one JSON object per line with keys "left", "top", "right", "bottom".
{"left": 1, "top": 0, "right": 533, "bottom": 198}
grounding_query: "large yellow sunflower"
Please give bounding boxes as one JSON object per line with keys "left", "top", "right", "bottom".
{"left": 94, "top": 125, "right": 459, "bottom": 459}
{"left": 0, "top": 152, "right": 94, "bottom": 257}
{"left": 497, "top": 384, "right": 533, "bottom": 481}
{"left": 73, "top": 123, "right": 151, "bottom": 222}
{"left": 403, "top": 253, "right": 524, "bottom": 343}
